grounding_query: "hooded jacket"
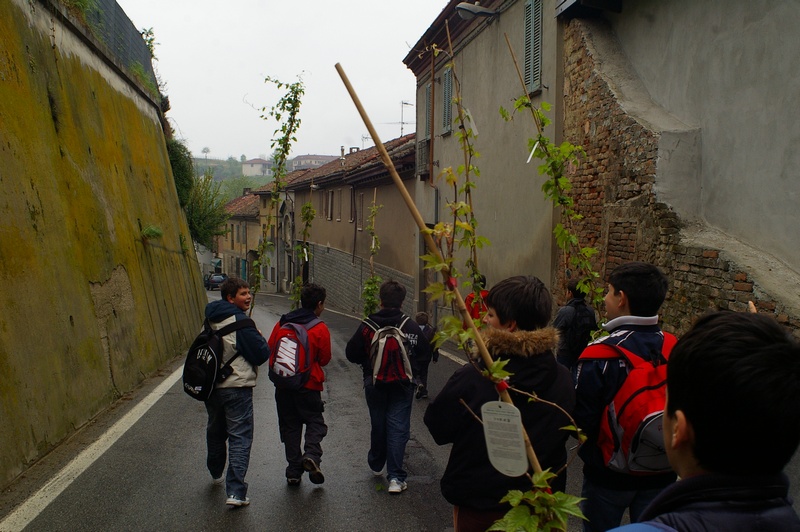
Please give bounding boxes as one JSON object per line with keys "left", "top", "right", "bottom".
{"left": 268, "top": 307, "right": 331, "bottom": 391}
{"left": 345, "top": 307, "right": 432, "bottom": 382}
{"left": 204, "top": 299, "right": 269, "bottom": 388}
{"left": 424, "top": 327, "right": 576, "bottom": 511}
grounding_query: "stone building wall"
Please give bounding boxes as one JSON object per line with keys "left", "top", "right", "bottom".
{"left": 561, "top": 18, "right": 799, "bottom": 336}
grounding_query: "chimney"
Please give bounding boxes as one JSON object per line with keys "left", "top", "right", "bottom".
{"left": 243, "top": 187, "right": 252, "bottom": 196}
{"left": 349, "top": 146, "right": 359, "bottom": 154}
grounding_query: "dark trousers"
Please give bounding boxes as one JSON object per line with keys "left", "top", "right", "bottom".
{"left": 275, "top": 387, "right": 327, "bottom": 478}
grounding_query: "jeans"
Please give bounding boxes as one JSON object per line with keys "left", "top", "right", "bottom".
{"left": 275, "top": 388, "right": 328, "bottom": 478}
{"left": 580, "top": 476, "right": 664, "bottom": 531}
{"left": 364, "top": 378, "right": 414, "bottom": 482}
{"left": 205, "top": 387, "right": 254, "bottom": 499}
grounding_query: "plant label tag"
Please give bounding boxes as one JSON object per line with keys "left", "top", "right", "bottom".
{"left": 481, "top": 401, "right": 528, "bottom": 477}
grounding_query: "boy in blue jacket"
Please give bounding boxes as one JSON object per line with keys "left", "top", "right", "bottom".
{"left": 204, "top": 277, "right": 269, "bottom": 508}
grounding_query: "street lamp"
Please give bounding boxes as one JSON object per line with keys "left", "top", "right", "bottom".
{"left": 455, "top": 2, "right": 499, "bottom": 23}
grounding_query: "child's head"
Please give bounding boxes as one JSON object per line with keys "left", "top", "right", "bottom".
{"left": 484, "top": 275, "right": 551, "bottom": 331}
{"left": 221, "top": 277, "right": 249, "bottom": 302}
{"left": 666, "top": 311, "right": 800, "bottom": 476}
{"left": 567, "top": 278, "right": 587, "bottom": 300}
{"left": 379, "top": 280, "right": 406, "bottom": 309}
{"left": 606, "top": 261, "right": 668, "bottom": 318}
{"left": 415, "top": 311, "right": 429, "bottom": 326}
{"left": 300, "top": 283, "right": 326, "bottom": 311}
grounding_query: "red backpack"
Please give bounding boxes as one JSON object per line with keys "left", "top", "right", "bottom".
{"left": 268, "top": 318, "right": 322, "bottom": 390}
{"left": 580, "top": 332, "right": 678, "bottom": 475}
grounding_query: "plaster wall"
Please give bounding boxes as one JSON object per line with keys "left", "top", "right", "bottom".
{"left": 0, "top": 0, "right": 206, "bottom": 486}
{"left": 414, "top": 0, "right": 560, "bottom": 291}
{"left": 607, "top": 0, "right": 800, "bottom": 271}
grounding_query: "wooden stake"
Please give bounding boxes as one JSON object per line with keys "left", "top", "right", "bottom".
{"left": 335, "top": 63, "right": 542, "bottom": 474}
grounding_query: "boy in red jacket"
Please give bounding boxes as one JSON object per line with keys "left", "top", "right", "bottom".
{"left": 267, "top": 283, "right": 332, "bottom": 485}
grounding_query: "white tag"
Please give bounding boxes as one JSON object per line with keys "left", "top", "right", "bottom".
{"left": 481, "top": 401, "right": 528, "bottom": 477}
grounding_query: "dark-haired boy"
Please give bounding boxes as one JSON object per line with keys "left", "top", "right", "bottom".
{"left": 267, "top": 283, "right": 331, "bottom": 486}
{"left": 204, "top": 277, "right": 270, "bottom": 507}
{"left": 574, "top": 262, "right": 677, "bottom": 531}
{"left": 345, "top": 280, "right": 431, "bottom": 494}
{"left": 610, "top": 311, "right": 800, "bottom": 531}
{"left": 553, "top": 278, "right": 597, "bottom": 370}
{"left": 425, "top": 276, "right": 575, "bottom": 532}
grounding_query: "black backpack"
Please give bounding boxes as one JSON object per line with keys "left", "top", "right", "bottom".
{"left": 182, "top": 317, "right": 256, "bottom": 401}
{"left": 562, "top": 300, "right": 597, "bottom": 365}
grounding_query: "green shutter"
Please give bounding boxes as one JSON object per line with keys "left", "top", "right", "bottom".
{"left": 524, "top": 0, "right": 542, "bottom": 93}
{"left": 442, "top": 68, "right": 453, "bottom": 133}
{"left": 425, "top": 82, "right": 432, "bottom": 139}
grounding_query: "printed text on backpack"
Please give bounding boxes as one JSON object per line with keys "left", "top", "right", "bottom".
{"left": 579, "top": 333, "right": 677, "bottom": 475}
{"left": 182, "top": 318, "right": 256, "bottom": 401}
{"left": 364, "top": 317, "right": 413, "bottom": 385}
{"left": 268, "top": 318, "right": 322, "bottom": 390}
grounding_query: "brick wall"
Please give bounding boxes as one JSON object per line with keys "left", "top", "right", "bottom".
{"left": 561, "top": 19, "right": 799, "bottom": 336}
{"left": 307, "top": 243, "right": 415, "bottom": 318}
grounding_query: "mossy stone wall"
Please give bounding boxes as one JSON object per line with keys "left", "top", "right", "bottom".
{"left": 0, "top": 0, "right": 206, "bottom": 487}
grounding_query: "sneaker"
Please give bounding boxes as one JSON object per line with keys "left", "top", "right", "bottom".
{"left": 302, "top": 457, "right": 325, "bottom": 485}
{"left": 286, "top": 477, "right": 301, "bottom": 486}
{"left": 212, "top": 476, "right": 224, "bottom": 486}
{"left": 388, "top": 479, "right": 407, "bottom": 494}
{"left": 415, "top": 384, "right": 428, "bottom": 399}
{"left": 225, "top": 495, "right": 250, "bottom": 507}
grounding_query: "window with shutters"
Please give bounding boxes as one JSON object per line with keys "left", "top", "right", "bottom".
{"left": 337, "top": 189, "right": 343, "bottom": 221}
{"left": 357, "top": 192, "right": 365, "bottom": 231}
{"left": 442, "top": 68, "right": 453, "bottom": 135}
{"left": 524, "top": 0, "right": 543, "bottom": 94}
{"left": 326, "top": 190, "right": 334, "bottom": 221}
{"left": 424, "top": 82, "right": 432, "bottom": 140}
{"left": 349, "top": 187, "right": 356, "bottom": 223}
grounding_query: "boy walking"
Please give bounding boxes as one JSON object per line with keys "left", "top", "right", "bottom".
{"left": 267, "top": 283, "right": 332, "bottom": 485}
{"left": 553, "top": 278, "right": 597, "bottom": 370}
{"left": 345, "top": 280, "right": 431, "bottom": 494}
{"left": 203, "top": 277, "right": 270, "bottom": 507}
{"left": 573, "top": 262, "right": 677, "bottom": 530}
{"left": 611, "top": 311, "right": 800, "bottom": 531}
{"left": 413, "top": 311, "right": 439, "bottom": 399}
{"left": 424, "top": 275, "right": 575, "bottom": 531}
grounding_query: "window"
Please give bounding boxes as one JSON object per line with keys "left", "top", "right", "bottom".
{"left": 424, "top": 82, "right": 432, "bottom": 139}
{"left": 357, "top": 192, "right": 365, "bottom": 231}
{"left": 230, "top": 224, "right": 234, "bottom": 246}
{"left": 524, "top": 0, "right": 543, "bottom": 94}
{"left": 442, "top": 68, "right": 453, "bottom": 134}
{"left": 349, "top": 187, "right": 356, "bottom": 223}
{"left": 337, "top": 189, "right": 343, "bottom": 221}
{"left": 326, "top": 190, "right": 334, "bottom": 221}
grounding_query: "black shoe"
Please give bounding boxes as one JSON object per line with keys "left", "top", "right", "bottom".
{"left": 302, "top": 457, "right": 325, "bottom": 485}
{"left": 415, "top": 384, "right": 428, "bottom": 399}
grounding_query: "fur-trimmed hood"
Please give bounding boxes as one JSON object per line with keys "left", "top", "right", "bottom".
{"left": 473, "top": 326, "right": 560, "bottom": 360}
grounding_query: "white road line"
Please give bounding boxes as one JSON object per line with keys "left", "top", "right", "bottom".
{"left": 0, "top": 366, "right": 182, "bottom": 532}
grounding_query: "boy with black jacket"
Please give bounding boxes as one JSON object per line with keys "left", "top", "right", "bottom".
{"left": 204, "top": 277, "right": 269, "bottom": 508}
{"left": 611, "top": 312, "right": 800, "bottom": 531}
{"left": 267, "top": 283, "right": 332, "bottom": 486}
{"left": 424, "top": 276, "right": 575, "bottom": 532}
{"left": 345, "top": 280, "right": 431, "bottom": 494}
{"left": 573, "top": 262, "right": 676, "bottom": 531}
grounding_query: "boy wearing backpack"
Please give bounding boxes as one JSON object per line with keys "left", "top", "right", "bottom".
{"left": 610, "top": 311, "right": 800, "bottom": 531}
{"left": 203, "top": 277, "right": 270, "bottom": 508}
{"left": 413, "top": 311, "right": 439, "bottom": 399}
{"left": 267, "top": 283, "right": 331, "bottom": 486}
{"left": 553, "top": 278, "right": 597, "bottom": 370}
{"left": 345, "top": 280, "right": 431, "bottom": 494}
{"left": 573, "top": 262, "right": 677, "bottom": 531}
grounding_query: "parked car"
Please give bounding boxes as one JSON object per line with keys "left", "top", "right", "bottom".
{"left": 204, "top": 273, "right": 228, "bottom": 290}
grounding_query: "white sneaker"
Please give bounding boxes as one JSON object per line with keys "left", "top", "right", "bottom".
{"left": 225, "top": 495, "right": 250, "bottom": 507}
{"left": 388, "top": 479, "right": 407, "bottom": 494}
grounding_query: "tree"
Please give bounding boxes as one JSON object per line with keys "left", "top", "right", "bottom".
{"left": 185, "top": 170, "right": 229, "bottom": 249}
{"left": 201, "top": 147, "right": 210, "bottom": 159}
{"left": 166, "top": 138, "right": 193, "bottom": 208}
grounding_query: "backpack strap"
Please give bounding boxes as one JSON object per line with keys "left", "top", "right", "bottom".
{"left": 363, "top": 317, "right": 380, "bottom": 333}
{"left": 580, "top": 332, "right": 676, "bottom": 369}
{"left": 212, "top": 317, "right": 256, "bottom": 368}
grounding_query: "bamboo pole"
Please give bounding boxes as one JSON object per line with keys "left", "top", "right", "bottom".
{"left": 335, "top": 63, "right": 542, "bottom": 475}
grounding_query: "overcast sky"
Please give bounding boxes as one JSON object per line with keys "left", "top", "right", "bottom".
{"left": 116, "top": 1, "right": 447, "bottom": 161}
